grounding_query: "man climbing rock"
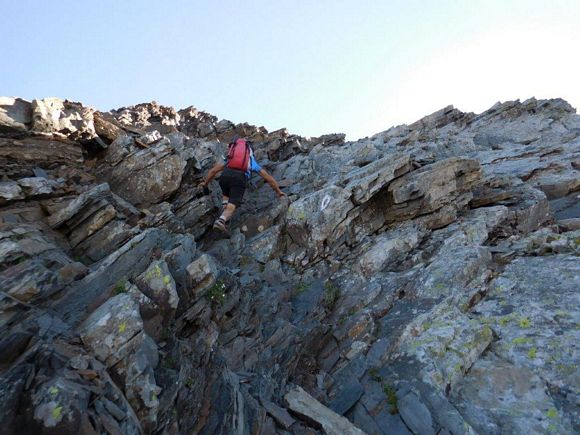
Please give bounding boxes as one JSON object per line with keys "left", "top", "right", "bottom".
{"left": 199, "top": 138, "right": 286, "bottom": 232}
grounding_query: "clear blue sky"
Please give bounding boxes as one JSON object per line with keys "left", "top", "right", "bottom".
{"left": 2, "top": 0, "right": 579, "bottom": 139}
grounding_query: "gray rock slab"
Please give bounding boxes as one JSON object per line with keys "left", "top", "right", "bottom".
{"left": 285, "top": 386, "right": 366, "bottom": 435}
{"left": 0, "top": 97, "right": 32, "bottom": 132}
{"left": 79, "top": 293, "right": 143, "bottom": 367}
{"left": 398, "top": 391, "right": 435, "bottom": 435}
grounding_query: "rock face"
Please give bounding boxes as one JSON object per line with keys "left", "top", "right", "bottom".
{"left": 31, "top": 98, "right": 97, "bottom": 141}
{"left": 0, "top": 97, "right": 32, "bottom": 132}
{"left": 0, "top": 95, "right": 579, "bottom": 434}
{"left": 99, "top": 140, "right": 188, "bottom": 207}
{"left": 79, "top": 293, "right": 145, "bottom": 366}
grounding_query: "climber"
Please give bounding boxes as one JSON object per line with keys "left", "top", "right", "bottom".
{"left": 199, "top": 137, "right": 286, "bottom": 233}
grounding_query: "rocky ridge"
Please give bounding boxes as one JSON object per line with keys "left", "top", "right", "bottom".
{"left": 0, "top": 95, "right": 578, "bottom": 434}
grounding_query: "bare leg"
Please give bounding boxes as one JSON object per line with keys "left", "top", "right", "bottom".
{"left": 220, "top": 203, "right": 237, "bottom": 221}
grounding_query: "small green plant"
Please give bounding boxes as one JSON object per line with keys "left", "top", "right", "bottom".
{"left": 239, "top": 255, "right": 252, "bottom": 266}
{"left": 162, "top": 356, "right": 177, "bottom": 369}
{"left": 519, "top": 317, "right": 532, "bottom": 328}
{"left": 161, "top": 326, "right": 172, "bottom": 340}
{"left": 206, "top": 280, "right": 227, "bottom": 306}
{"left": 368, "top": 367, "right": 382, "bottom": 382}
{"left": 52, "top": 405, "right": 63, "bottom": 420}
{"left": 72, "top": 254, "right": 91, "bottom": 264}
{"left": 293, "top": 282, "right": 308, "bottom": 296}
{"left": 324, "top": 281, "right": 341, "bottom": 309}
{"left": 146, "top": 264, "right": 163, "bottom": 280}
{"left": 114, "top": 280, "right": 127, "bottom": 294}
{"left": 382, "top": 383, "right": 398, "bottom": 414}
{"left": 13, "top": 255, "right": 26, "bottom": 265}
{"left": 512, "top": 337, "right": 532, "bottom": 345}
{"left": 497, "top": 312, "right": 517, "bottom": 326}
{"left": 527, "top": 347, "right": 537, "bottom": 359}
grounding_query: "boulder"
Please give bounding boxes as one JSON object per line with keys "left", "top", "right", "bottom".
{"left": 0, "top": 180, "right": 24, "bottom": 204}
{"left": 73, "top": 220, "right": 139, "bottom": 263}
{"left": 0, "top": 364, "right": 32, "bottom": 433}
{"left": 186, "top": 254, "right": 219, "bottom": 301}
{"left": 0, "top": 254, "right": 77, "bottom": 311}
{"left": 284, "top": 386, "right": 366, "bottom": 435}
{"left": 30, "top": 376, "right": 90, "bottom": 435}
{"left": 68, "top": 204, "right": 117, "bottom": 248}
{"left": 511, "top": 185, "right": 551, "bottom": 234}
{"left": 244, "top": 224, "right": 283, "bottom": 264}
{"left": 261, "top": 399, "right": 296, "bottom": 430}
{"left": 162, "top": 234, "right": 197, "bottom": 310}
{"left": 471, "top": 255, "right": 580, "bottom": 402}
{"left": 31, "top": 98, "right": 97, "bottom": 141}
{"left": 0, "top": 136, "right": 84, "bottom": 177}
{"left": 139, "top": 130, "right": 162, "bottom": 145}
{"left": 396, "top": 303, "right": 494, "bottom": 390}
{"left": 135, "top": 259, "right": 179, "bottom": 312}
{"left": 286, "top": 185, "right": 354, "bottom": 259}
{"left": 18, "top": 177, "right": 54, "bottom": 196}
{"left": 558, "top": 217, "right": 580, "bottom": 231}
{"left": 313, "top": 133, "right": 346, "bottom": 147}
{"left": 112, "top": 334, "right": 161, "bottom": 431}
{"left": 398, "top": 391, "right": 435, "bottom": 435}
{"left": 342, "top": 153, "right": 411, "bottom": 204}
{"left": 356, "top": 224, "right": 425, "bottom": 277}
{"left": 55, "top": 228, "right": 176, "bottom": 328}
{"left": 100, "top": 141, "right": 187, "bottom": 207}
{"left": 126, "top": 282, "right": 164, "bottom": 341}
{"left": 0, "top": 96, "right": 32, "bottom": 132}
{"left": 384, "top": 158, "right": 482, "bottom": 224}
{"left": 79, "top": 293, "right": 144, "bottom": 367}
{"left": 453, "top": 356, "right": 574, "bottom": 434}
{"left": 239, "top": 195, "right": 290, "bottom": 239}
{"left": 47, "top": 183, "right": 113, "bottom": 229}
{"left": 93, "top": 112, "right": 126, "bottom": 143}
{"left": 173, "top": 195, "right": 217, "bottom": 239}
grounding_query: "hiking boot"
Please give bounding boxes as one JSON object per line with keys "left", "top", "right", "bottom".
{"left": 213, "top": 217, "right": 229, "bottom": 233}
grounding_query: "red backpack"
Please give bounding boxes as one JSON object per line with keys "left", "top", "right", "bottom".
{"left": 226, "top": 139, "right": 251, "bottom": 171}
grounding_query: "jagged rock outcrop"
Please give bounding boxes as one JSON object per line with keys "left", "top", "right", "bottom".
{"left": 0, "top": 95, "right": 578, "bottom": 434}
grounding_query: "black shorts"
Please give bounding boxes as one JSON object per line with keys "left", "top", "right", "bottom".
{"left": 219, "top": 167, "right": 247, "bottom": 207}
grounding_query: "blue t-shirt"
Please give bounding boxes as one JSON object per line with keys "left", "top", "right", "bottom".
{"left": 247, "top": 154, "right": 262, "bottom": 178}
{"left": 224, "top": 148, "right": 262, "bottom": 179}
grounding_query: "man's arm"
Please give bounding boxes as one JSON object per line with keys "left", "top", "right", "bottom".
{"left": 258, "top": 168, "right": 285, "bottom": 197}
{"left": 200, "top": 163, "right": 225, "bottom": 187}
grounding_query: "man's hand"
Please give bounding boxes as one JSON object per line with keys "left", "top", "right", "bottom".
{"left": 199, "top": 163, "right": 225, "bottom": 193}
{"left": 198, "top": 180, "right": 210, "bottom": 195}
{"left": 276, "top": 189, "right": 286, "bottom": 198}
